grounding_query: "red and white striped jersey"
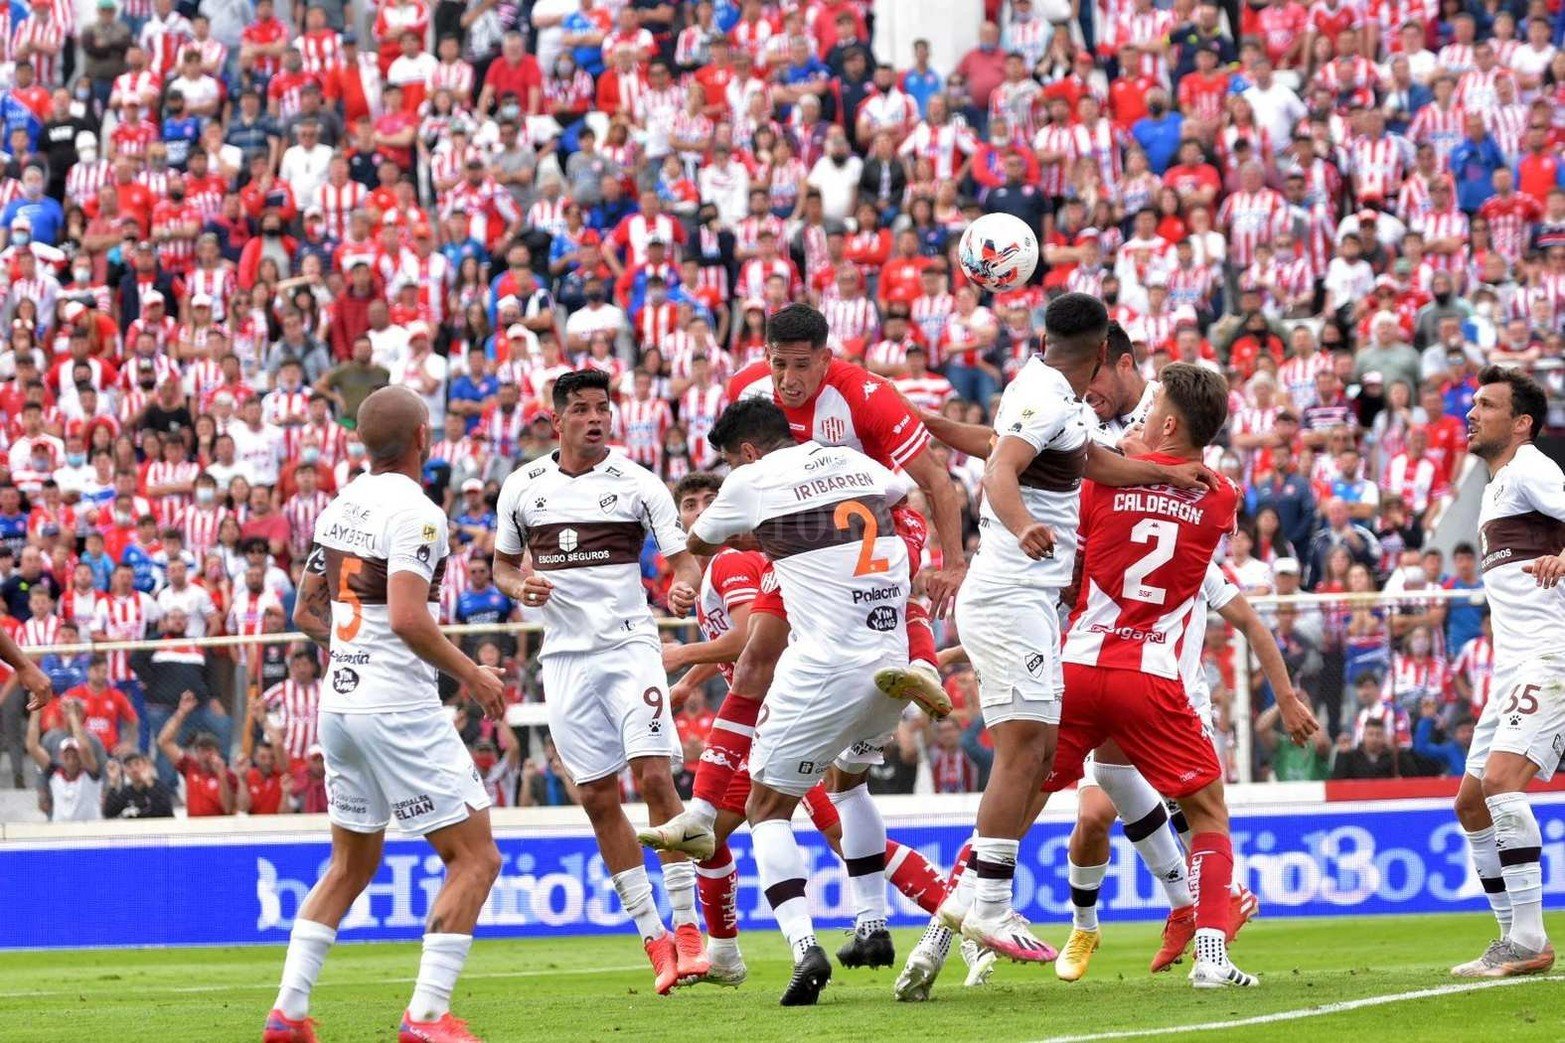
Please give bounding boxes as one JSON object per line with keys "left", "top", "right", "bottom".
{"left": 1382, "top": 451, "right": 1441, "bottom": 513}
{"left": 18, "top": 613, "right": 59, "bottom": 649}
{"left": 1436, "top": 41, "right": 1476, "bottom": 73}
{"left": 633, "top": 301, "right": 678, "bottom": 347}
{"left": 1478, "top": 193, "right": 1543, "bottom": 264}
{"left": 1410, "top": 206, "right": 1469, "bottom": 273}
{"left": 608, "top": 212, "right": 683, "bottom": 268}
{"left": 1277, "top": 350, "right": 1334, "bottom": 407}
{"left": 185, "top": 268, "right": 236, "bottom": 321}
{"left": 1063, "top": 461, "right": 1241, "bottom": 679}
{"left": 181, "top": 505, "right": 231, "bottom": 559}
{"left": 1032, "top": 122, "right": 1087, "bottom": 197}
{"left": 1484, "top": 103, "right": 1529, "bottom": 161}
{"left": 663, "top": 334, "right": 730, "bottom": 384}
{"left": 734, "top": 214, "right": 786, "bottom": 256}
{"left": 262, "top": 388, "right": 310, "bottom": 428}
{"left": 295, "top": 28, "right": 343, "bottom": 76}
{"left": 525, "top": 196, "right": 569, "bottom": 239}
{"left": 1219, "top": 188, "right": 1288, "bottom": 267}
{"left": 92, "top": 592, "right": 160, "bottom": 682}
{"left": 897, "top": 119, "right": 977, "bottom": 181}
{"left": 909, "top": 292, "right": 954, "bottom": 362}
{"left": 614, "top": 396, "right": 672, "bottom": 470}
{"left": 679, "top": 383, "right": 728, "bottom": 470}
{"left": 428, "top": 58, "right": 475, "bottom": 101}
{"left": 894, "top": 373, "right": 955, "bottom": 413}
{"left": 65, "top": 159, "right": 113, "bottom": 207}
{"left": 1113, "top": 7, "right": 1175, "bottom": 80}
{"left": 1408, "top": 103, "right": 1467, "bottom": 166}
{"left": 1381, "top": 652, "right": 1450, "bottom": 706}
{"left": 1065, "top": 265, "right": 1106, "bottom": 299}
{"left": 1164, "top": 265, "right": 1216, "bottom": 313}
{"left": 313, "top": 180, "right": 367, "bottom": 241}
{"left": 59, "top": 588, "right": 103, "bottom": 633}
{"left": 858, "top": 88, "right": 919, "bottom": 141}
{"left": 439, "top": 177, "right": 522, "bottom": 248}
{"left": 397, "top": 251, "right": 452, "bottom": 327}
{"left": 696, "top": 547, "right": 764, "bottom": 685}
{"left": 145, "top": 459, "right": 200, "bottom": 518}
{"left": 1455, "top": 67, "right": 1510, "bottom": 113}
{"left": 282, "top": 490, "right": 330, "bottom": 559}
{"left": 1451, "top": 633, "right": 1495, "bottom": 717}
{"left": 111, "top": 69, "right": 162, "bottom": 107}
{"left": 1349, "top": 137, "right": 1405, "bottom": 203}
{"left": 819, "top": 293, "right": 879, "bottom": 345}
{"left": 736, "top": 256, "right": 800, "bottom": 300}
{"left": 263, "top": 678, "right": 321, "bottom": 761}
{"left": 13, "top": 17, "right": 67, "bottom": 86}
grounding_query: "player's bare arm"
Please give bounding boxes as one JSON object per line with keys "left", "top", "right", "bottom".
{"left": 902, "top": 445, "right": 968, "bottom": 617}
{"left": 1522, "top": 553, "right": 1565, "bottom": 588}
{"left": 664, "top": 550, "right": 701, "bottom": 617}
{"left": 920, "top": 406, "right": 996, "bottom": 459}
{"left": 292, "top": 568, "right": 332, "bottom": 649}
{"left": 0, "top": 623, "right": 52, "bottom": 710}
{"left": 1083, "top": 441, "right": 1218, "bottom": 491}
{"left": 494, "top": 548, "right": 554, "bottom": 609}
{"left": 983, "top": 435, "right": 1056, "bottom": 560}
{"left": 665, "top": 601, "right": 752, "bottom": 672}
{"left": 1217, "top": 595, "right": 1321, "bottom": 746}
{"left": 387, "top": 571, "right": 505, "bottom": 720}
{"left": 669, "top": 661, "right": 721, "bottom": 709}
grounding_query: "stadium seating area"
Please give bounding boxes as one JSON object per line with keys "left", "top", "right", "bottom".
{"left": 2, "top": 0, "right": 1558, "bottom": 820}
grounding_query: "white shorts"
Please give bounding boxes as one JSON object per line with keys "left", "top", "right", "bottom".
{"left": 1466, "top": 660, "right": 1565, "bottom": 783}
{"left": 957, "top": 582, "right": 1063, "bottom": 727}
{"left": 318, "top": 706, "right": 490, "bottom": 836}
{"left": 542, "top": 642, "right": 681, "bottom": 785}
{"left": 749, "top": 650, "right": 907, "bottom": 797}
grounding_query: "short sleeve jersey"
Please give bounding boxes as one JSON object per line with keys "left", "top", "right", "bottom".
{"left": 494, "top": 448, "right": 686, "bottom": 658}
{"left": 311, "top": 471, "right": 450, "bottom": 713}
{"left": 970, "top": 356, "right": 1093, "bottom": 590}
{"left": 691, "top": 441, "right": 910, "bottom": 671}
{"left": 697, "top": 547, "right": 766, "bottom": 684}
{"left": 1064, "top": 455, "right": 1240, "bottom": 680}
{"left": 1180, "top": 563, "right": 1241, "bottom": 704}
{"left": 1477, "top": 443, "right": 1565, "bottom": 677}
{"left": 726, "top": 359, "right": 931, "bottom": 470}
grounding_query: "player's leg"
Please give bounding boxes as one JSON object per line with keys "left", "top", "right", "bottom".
{"left": 639, "top": 612, "right": 792, "bottom": 856}
{"left": 1171, "top": 781, "right": 1256, "bottom": 988}
{"left": 633, "top": 746, "right": 709, "bottom": 985}
{"left": 1452, "top": 692, "right": 1513, "bottom": 968}
{"left": 266, "top": 711, "right": 389, "bottom": 1041}
{"left": 747, "top": 780, "right": 829, "bottom": 1005}
{"left": 695, "top": 789, "right": 750, "bottom": 986}
{"left": 824, "top": 765, "right": 896, "bottom": 969}
{"left": 1055, "top": 774, "right": 1113, "bottom": 982}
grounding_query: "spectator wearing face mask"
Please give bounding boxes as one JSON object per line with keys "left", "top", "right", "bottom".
{"left": 1, "top": 165, "right": 64, "bottom": 245}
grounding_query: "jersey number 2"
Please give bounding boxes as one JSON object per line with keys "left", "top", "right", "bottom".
{"left": 1123, "top": 518, "right": 1178, "bottom": 606}
{"left": 336, "top": 557, "right": 364, "bottom": 642}
{"left": 835, "top": 500, "right": 890, "bottom": 577}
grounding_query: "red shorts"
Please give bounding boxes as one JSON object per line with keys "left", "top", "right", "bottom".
{"left": 751, "top": 506, "right": 929, "bottom": 620}
{"left": 1045, "top": 663, "right": 1221, "bottom": 800}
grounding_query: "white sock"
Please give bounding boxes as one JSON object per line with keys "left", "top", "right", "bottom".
{"left": 1464, "top": 824, "right": 1513, "bottom": 937}
{"left": 274, "top": 918, "right": 336, "bottom": 1019}
{"left": 1194, "top": 926, "right": 1227, "bottom": 965}
{"left": 827, "top": 785, "right": 888, "bottom": 929}
{"left": 661, "top": 859, "right": 699, "bottom": 928}
{"left": 911, "top": 658, "right": 941, "bottom": 681}
{"left": 707, "top": 935, "right": 741, "bottom": 962}
{"left": 971, "top": 837, "right": 1019, "bottom": 920}
{"left": 751, "top": 818, "right": 816, "bottom": 959}
{"left": 685, "top": 797, "right": 718, "bottom": 830}
{"left": 1096, "top": 763, "right": 1193, "bottom": 909}
{"left": 611, "top": 866, "right": 667, "bottom": 942}
{"left": 408, "top": 933, "right": 472, "bottom": 1022}
{"left": 1487, "top": 792, "right": 1548, "bottom": 952}
{"left": 1068, "top": 859, "right": 1108, "bottom": 931}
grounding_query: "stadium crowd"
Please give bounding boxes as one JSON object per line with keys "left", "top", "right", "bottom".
{"left": 3, "top": 0, "right": 1561, "bottom": 821}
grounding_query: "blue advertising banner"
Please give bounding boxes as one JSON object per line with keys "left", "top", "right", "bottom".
{"left": 3, "top": 797, "right": 1563, "bottom": 949}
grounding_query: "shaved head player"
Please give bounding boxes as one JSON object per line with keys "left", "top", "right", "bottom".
{"left": 265, "top": 387, "right": 506, "bottom": 1043}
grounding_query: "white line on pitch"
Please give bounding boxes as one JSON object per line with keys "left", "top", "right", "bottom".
{"left": 1027, "top": 975, "right": 1565, "bottom": 1043}
{"left": 4, "top": 964, "right": 648, "bottom": 999}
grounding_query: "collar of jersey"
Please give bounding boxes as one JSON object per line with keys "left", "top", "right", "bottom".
{"left": 552, "top": 447, "right": 617, "bottom": 478}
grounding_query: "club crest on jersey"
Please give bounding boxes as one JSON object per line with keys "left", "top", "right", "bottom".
{"left": 599, "top": 494, "right": 618, "bottom": 513}
{"left": 558, "top": 528, "right": 579, "bottom": 552}
{"left": 761, "top": 571, "right": 780, "bottom": 594}
{"left": 820, "top": 415, "right": 847, "bottom": 443}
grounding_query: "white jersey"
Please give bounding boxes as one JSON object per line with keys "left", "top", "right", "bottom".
{"left": 1093, "top": 378, "right": 1159, "bottom": 447}
{"left": 970, "top": 357, "right": 1093, "bottom": 590}
{"left": 1180, "top": 564, "right": 1240, "bottom": 713}
{"left": 311, "top": 471, "right": 450, "bottom": 714}
{"left": 691, "top": 440, "right": 910, "bottom": 671}
{"left": 1477, "top": 443, "right": 1565, "bottom": 677}
{"left": 494, "top": 448, "right": 686, "bottom": 659}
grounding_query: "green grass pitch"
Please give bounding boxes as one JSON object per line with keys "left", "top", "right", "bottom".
{"left": 3, "top": 913, "right": 1559, "bottom": 1042}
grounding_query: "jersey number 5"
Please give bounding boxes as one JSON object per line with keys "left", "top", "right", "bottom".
{"left": 336, "top": 557, "right": 364, "bottom": 642}
{"left": 835, "top": 500, "right": 890, "bottom": 577}
{"left": 1123, "top": 518, "right": 1179, "bottom": 606}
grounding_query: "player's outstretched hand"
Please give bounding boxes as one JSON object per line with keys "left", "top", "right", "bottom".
{"left": 924, "top": 560, "right": 967, "bottom": 618}
{"left": 667, "top": 580, "right": 697, "bottom": 617}
{"left": 1280, "top": 694, "right": 1321, "bottom": 747}
{"left": 1161, "top": 461, "right": 1221, "bottom": 491}
{"left": 468, "top": 665, "right": 506, "bottom": 721}
{"left": 1523, "top": 554, "right": 1565, "bottom": 588}
{"left": 19, "top": 662, "right": 53, "bottom": 712}
{"left": 519, "top": 575, "right": 555, "bottom": 608}
{"left": 1018, "top": 522, "right": 1056, "bottom": 561}
{"left": 670, "top": 675, "right": 697, "bottom": 710}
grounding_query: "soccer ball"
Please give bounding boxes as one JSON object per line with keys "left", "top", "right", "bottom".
{"left": 957, "top": 213, "right": 1039, "bottom": 292}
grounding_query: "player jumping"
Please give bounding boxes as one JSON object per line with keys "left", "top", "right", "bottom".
{"left": 688, "top": 398, "right": 919, "bottom": 1005}
{"left": 264, "top": 387, "right": 506, "bottom": 1043}
{"left": 492, "top": 369, "right": 708, "bottom": 996}
{"left": 1042, "top": 363, "right": 1319, "bottom": 989}
{"left": 1451, "top": 366, "right": 1561, "bottom": 978}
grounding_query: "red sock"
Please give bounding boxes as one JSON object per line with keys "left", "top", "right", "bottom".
{"left": 692, "top": 696, "right": 761, "bottom": 808}
{"left": 696, "top": 842, "right": 739, "bottom": 939}
{"left": 905, "top": 601, "right": 937, "bottom": 668}
{"left": 1189, "top": 832, "right": 1234, "bottom": 935}
{"left": 886, "top": 840, "right": 949, "bottom": 914}
{"left": 946, "top": 840, "right": 974, "bottom": 889}
{"left": 802, "top": 784, "right": 840, "bottom": 832}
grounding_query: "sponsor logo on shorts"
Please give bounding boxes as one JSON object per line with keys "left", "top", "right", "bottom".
{"left": 329, "top": 791, "right": 369, "bottom": 816}
{"left": 330, "top": 650, "right": 370, "bottom": 664}
{"left": 1024, "top": 653, "right": 1046, "bottom": 677}
{"left": 852, "top": 584, "right": 903, "bottom": 604}
{"left": 848, "top": 740, "right": 881, "bottom": 757}
{"left": 866, "top": 605, "right": 899, "bottom": 632}
{"left": 534, "top": 496, "right": 547, "bottom": 509}
{"left": 797, "top": 760, "right": 826, "bottom": 776}
{"left": 332, "top": 667, "right": 360, "bottom": 694}
{"left": 392, "top": 795, "right": 436, "bottom": 822}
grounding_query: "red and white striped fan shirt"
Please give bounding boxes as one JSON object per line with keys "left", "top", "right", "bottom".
{"left": 736, "top": 256, "right": 799, "bottom": 300}
{"left": 262, "top": 389, "right": 310, "bottom": 428}
{"left": 1114, "top": 7, "right": 1175, "bottom": 80}
{"left": 92, "top": 592, "right": 159, "bottom": 683}
{"left": 678, "top": 383, "right": 727, "bottom": 470}
{"left": 1455, "top": 67, "right": 1510, "bottom": 113}
{"left": 1479, "top": 194, "right": 1543, "bottom": 264}
{"left": 634, "top": 301, "right": 679, "bottom": 347}
{"left": 181, "top": 505, "right": 231, "bottom": 560}
{"left": 479, "top": 404, "right": 529, "bottom": 460}
{"left": 18, "top": 613, "right": 59, "bottom": 649}
{"left": 525, "top": 195, "right": 569, "bottom": 239}
{"left": 282, "top": 490, "right": 330, "bottom": 560}
{"left": 819, "top": 293, "right": 879, "bottom": 345}
{"left": 1452, "top": 633, "right": 1495, "bottom": 717}
{"left": 909, "top": 292, "right": 954, "bottom": 363}
{"left": 14, "top": 17, "right": 68, "bottom": 86}
{"left": 1410, "top": 206, "right": 1469, "bottom": 273}
{"left": 1278, "top": 350, "right": 1333, "bottom": 405}
{"left": 1165, "top": 265, "right": 1216, "bottom": 313}
{"left": 894, "top": 372, "right": 955, "bottom": 412}
{"left": 65, "top": 159, "right": 113, "bottom": 207}
{"left": 263, "top": 678, "right": 321, "bottom": 762}
{"left": 1032, "top": 122, "right": 1086, "bottom": 197}
{"left": 1382, "top": 451, "right": 1441, "bottom": 513}
{"left": 734, "top": 214, "right": 786, "bottom": 256}
{"left": 185, "top": 268, "right": 236, "bottom": 321}
{"left": 428, "top": 58, "right": 475, "bottom": 101}
{"left": 663, "top": 334, "right": 730, "bottom": 384}
{"left": 1408, "top": 103, "right": 1467, "bottom": 166}
{"left": 1436, "top": 42, "right": 1475, "bottom": 73}
{"left": 1382, "top": 653, "right": 1450, "bottom": 706}
{"left": 1485, "top": 103, "right": 1529, "bottom": 161}
{"left": 897, "top": 120, "right": 975, "bottom": 181}
{"left": 295, "top": 29, "right": 343, "bottom": 77}
{"left": 1349, "top": 137, "right": 1404, "bottom": 204}
{"left": 145, "top": 459, "right": 200, "bottom": 519}
{"left": 614, "top": 396, "right": 672, "bottom": 470}
{"left": 314, "top": 180, "right": 367, "bottom": 241}
{"left": 59, "top": 588, "right": 103, "bottom": 633}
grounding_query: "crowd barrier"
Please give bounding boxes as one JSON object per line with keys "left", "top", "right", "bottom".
{"left": 3, "top": 786, "right": 1560, "bottom": 950}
